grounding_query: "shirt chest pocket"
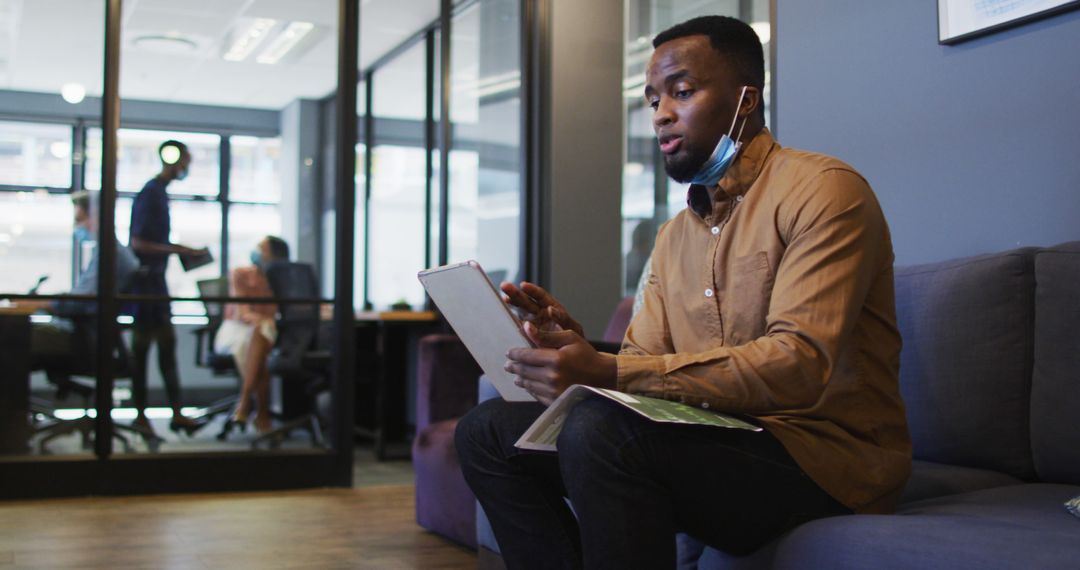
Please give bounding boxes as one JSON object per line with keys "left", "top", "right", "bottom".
{"left": 722, "top": 251, "right": 774, "bottom": 344}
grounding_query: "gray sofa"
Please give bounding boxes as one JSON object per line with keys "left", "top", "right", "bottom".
{"left": 476, "top": 242, "right": 1080, "bottom": 569}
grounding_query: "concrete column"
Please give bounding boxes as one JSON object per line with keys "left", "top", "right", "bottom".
{"left": 543, "top": 0, "right": 625, "bottom": 337}
{"left": 280, "top": 99, "right": 322, "bottom": 264}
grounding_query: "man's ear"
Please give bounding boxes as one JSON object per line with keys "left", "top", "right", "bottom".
{"left": 740, "top": 86, "right": 762, "bottom": 119}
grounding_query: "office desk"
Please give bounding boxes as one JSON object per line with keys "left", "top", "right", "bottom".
{"left": 0, "top": 305, "right": 34, "bottom": 454}
{"left": 353, "top": 311, "right": 440, "bottom": 460}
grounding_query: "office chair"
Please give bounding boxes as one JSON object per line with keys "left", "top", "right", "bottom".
{"left": 188, "top": 277, "right": 242, "bottom": 435}
{"left": 251, "top": 261, "right": 331, "bottom": 449}
{"left": 33, "top": 316, "right": 164, "bottom": 453}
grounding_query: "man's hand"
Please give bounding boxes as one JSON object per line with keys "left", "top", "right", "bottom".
{"left": 505, "top": 322, "right": 617, "bottom": 406}
{"left": 500, "top": 281, "right": 585, "bottom": 338}
{"left": 179, "top": 245, "right": 209, "bottom": 257}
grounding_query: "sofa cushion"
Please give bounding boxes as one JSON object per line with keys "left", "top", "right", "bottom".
{"left": 1031, "top": 242, "right": 1080, "bottom": 485}
{"left": 899, "top": 460, "right": 1023, "bottom": 504}
{"left": 894, "top": 249, "right": 1036, "bottom": 480}
{"left": 695, "top": 484, "right": 1080, "bottom": 570}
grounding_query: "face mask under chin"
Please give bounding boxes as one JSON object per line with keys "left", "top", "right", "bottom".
{"left": 663, "top": 147, "right": 714, "bottom": 184}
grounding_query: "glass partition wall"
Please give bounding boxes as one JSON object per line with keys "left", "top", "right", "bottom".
{"left": 0, "top": 0, "right": 358, "bottom": 497}
{"left": 354, "top": 0, "right": 523, "bottom": 311}
{"left": 0, "top": 0, "right": 542, "bottom": 498}
{"left": 0, "top": 0, "right": 106, "bottom": 462}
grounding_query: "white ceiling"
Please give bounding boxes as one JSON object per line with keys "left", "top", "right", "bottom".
{"left": 0, "top": 0, "right": 440, "bottom": 111}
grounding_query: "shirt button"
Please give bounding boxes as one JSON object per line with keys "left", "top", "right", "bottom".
{"left": 710, "top": 226, "right": 720, "bottom": 235}
{"left": 701, "top": 402, "right": 710, "bottom": 409}
{"left": 736, "top": 195, "right": 744, "bottom": 202}
{"left": 704, "top": 288, "right": 714, "bottom": 298}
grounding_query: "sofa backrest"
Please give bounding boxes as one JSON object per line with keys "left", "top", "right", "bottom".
{"left": 1031, "top": 242, "right": 1080, "bottom": 485}
{"left": 894, "top": 248, "right": 1037, "bottom": 480}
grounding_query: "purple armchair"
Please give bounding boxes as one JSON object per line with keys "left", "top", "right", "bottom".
{"left": 412, "top": 334, "right": 484, "bottom": 548}
{"left": 412, "top": 296, "right": 635, "bottom": 550}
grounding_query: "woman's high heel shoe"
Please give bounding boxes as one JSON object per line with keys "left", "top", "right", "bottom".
{"left": 169, "top": 415, "right": 202, "bottom": 436}
{"left": 229, "top": 410, "right": 249, "bottom": 434}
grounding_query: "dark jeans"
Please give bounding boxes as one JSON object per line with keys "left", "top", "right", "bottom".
{"left": 131, "top": 319, "right": 183, "bottom": 412}
{"left": 456, "top": 396, "right": 850, "bottom": 570}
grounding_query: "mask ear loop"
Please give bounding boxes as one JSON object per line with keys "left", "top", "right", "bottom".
{"left": 727, "top": 86, "right": 750, "bottom": 146}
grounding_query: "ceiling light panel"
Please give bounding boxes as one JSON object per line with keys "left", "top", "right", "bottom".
{"left": 223, "top": 17, "right": 277, "bottom": 62}
{"left": 256, "top": 21, "right": 315, "bottom": 65}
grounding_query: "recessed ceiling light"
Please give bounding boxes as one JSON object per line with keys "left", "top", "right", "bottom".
{"left": 256, "top": 21, "right": 315, "bottom": 65}
{"left": 132, "top": 34, "right": 199, "bottom": 54}
{"left": 61, "top": 83, "right": 85, "bottom": 104}
{"left": 224, "top": 18, "right": 277, "bottom": 62}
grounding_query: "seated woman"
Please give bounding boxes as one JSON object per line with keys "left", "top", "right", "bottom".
{"left": 213, "top": 236, "right": 289, "bottom": 434}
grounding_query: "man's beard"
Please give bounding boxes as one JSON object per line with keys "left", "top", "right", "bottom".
{"left": 662, "top": 145, "right": 711, "bottom": 183}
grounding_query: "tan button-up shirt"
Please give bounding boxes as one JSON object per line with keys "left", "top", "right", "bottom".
{"left": 617, "top": 128, "right": 911, "bottom": 514}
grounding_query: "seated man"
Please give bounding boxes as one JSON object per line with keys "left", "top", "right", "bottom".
{"left": 29, "top": 191, "right": 139, "bottom": 374}
{"left": 455, "top": 16, "right": 911, "bottom": 569}
{"left": 213, "top": 236, "right": 289, "bottom": 434}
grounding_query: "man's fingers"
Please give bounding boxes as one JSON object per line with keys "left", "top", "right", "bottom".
{"left": 545, "top": 306, "right": 585, "bottom": 337}
{"left": 533, "top": 328, "right": 581, "bottom": 349}
{"left": 514, "top": 377, "right": 560, "bottom": 404}
{"left": 505, "top": 347, "right": 557, "bottom": 367}
{"left": 500, "top": 282, "right": 542, "bottom": 315}
{"left": 504, "top": 360, "right": 552, "bottom": 383}
{"left": 519, "top": 282, "right": 560, "bottom": 308}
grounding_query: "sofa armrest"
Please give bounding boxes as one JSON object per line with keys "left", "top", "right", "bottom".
{"left": 417, "top": 334, "right": 483, "bottom": 432}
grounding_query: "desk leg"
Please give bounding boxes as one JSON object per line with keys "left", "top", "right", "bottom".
{"left": 374, "top": 322, "right": 388, "bottom": 460}
{"left": 0, "top": 315, "right": 32, "bottom": 454}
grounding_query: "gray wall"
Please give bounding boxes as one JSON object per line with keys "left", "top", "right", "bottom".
{"left": 545, "top": 0, "right": 625, "bottom": 336}
{"left": 775, "top": 1, "right": 1080, "bottom": 265}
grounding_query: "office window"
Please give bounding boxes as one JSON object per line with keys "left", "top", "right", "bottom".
{"left": 0, "top": 191, "right": 74, "bottom": 295}
{"left": 368, "top": 42, "right": 427, "bottom": 310}
{"left": 448, "top": 0, "right": 523, "bottom": 284}
{"left": 229, "top": 136, "right": 283, "bottom": 203}
{"left": 0, "top": 121, "right": 73, "bottom": 189}
{"left": 622, "top": 0, "right": 772, "bottom": 294}
{"left": 85, "top": 128, "right": 221, "bottom": 196}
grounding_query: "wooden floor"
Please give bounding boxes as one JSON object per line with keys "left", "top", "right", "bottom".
{"left": 0, "top": 485, "right": 476, "bottom": 569}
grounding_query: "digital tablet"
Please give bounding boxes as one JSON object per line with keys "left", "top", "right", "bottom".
{"left": 418, "top": 261, "right": 536, "bottom": 402}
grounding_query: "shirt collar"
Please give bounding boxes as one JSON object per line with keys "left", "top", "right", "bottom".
{"left": 685, "top": 127, "right": 778, "bottom": 219}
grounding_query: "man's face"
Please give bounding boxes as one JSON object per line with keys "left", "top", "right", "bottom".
{"left": 645, "top": 35, "right": 742, "bottom": 183}
{"left": 176, "top": 152, "right": 192, "bottom": 177}
{"left": 74, "top": 205, "right": 89, "bottom": 228}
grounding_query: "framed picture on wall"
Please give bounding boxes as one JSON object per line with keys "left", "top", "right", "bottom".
{"left": 938, "top": 0, "right": 1080, "bottom": 44}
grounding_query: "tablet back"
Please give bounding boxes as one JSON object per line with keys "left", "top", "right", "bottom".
{"left": 418, "top": 261, "right": 535, "bottom": 402}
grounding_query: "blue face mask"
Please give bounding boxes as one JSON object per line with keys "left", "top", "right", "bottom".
{"left": 176, "top": 166, "right": 189, "bottom": 181}
{"left": 73, "top": 224, "right": 92, "bottom": 243}
{"left": 250, "top": 250, "right": 263, "bottom": 268}
{"left": 690, "top": 86, "right": 750, "bottom": 188}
